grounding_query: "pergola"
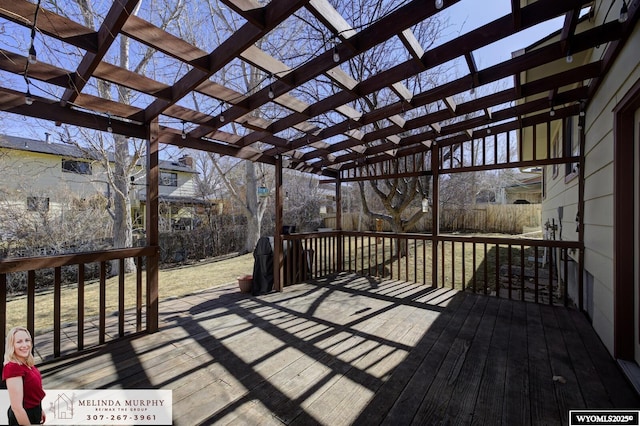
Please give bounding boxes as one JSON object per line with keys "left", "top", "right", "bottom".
{"left": 0, "top": 0, "right": 638, "bottom": 359}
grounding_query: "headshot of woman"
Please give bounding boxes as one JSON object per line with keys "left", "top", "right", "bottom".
{"left": 2, "top": 326, "right": 46, "bottom": 425}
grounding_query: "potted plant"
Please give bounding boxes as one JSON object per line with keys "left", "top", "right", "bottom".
{"left": 237, "top": 275, "right": 253, "bottom": 293}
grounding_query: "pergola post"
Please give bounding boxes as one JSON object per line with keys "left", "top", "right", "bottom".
{"left": 274, "top": 156, "right": 283, "bottom": 292}
{"left": 146, "top": 119, "right": 160, "bottom": 332}
{"left": 336, "top": 178, "right": 343, "bottom": 272}
{"left": 431, "top": 144, "right": 440, "bottom": 288}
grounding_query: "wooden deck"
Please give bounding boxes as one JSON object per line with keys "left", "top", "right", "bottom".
{"left": 38, "top": 273, "right": 639, "bottom": 425}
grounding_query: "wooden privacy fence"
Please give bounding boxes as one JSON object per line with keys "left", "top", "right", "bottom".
{"left": 0, "top": 247, "right": 156, "bottom": 362}
{"left": 325, "top": 204, "right": 541, "bottom": 235}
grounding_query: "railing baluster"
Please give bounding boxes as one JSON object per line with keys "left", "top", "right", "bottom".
{"left": 99, "top": 261, "right": 106, "bottom": 345}
{"left": 414, "top": 238, "right": 418, "bottom": 283}
{"left": 484, "top": 243, "right": 488, "bottom": 295}
{"left": 520, "top": 245, "right": 525, "bottom": 301}
{"left": 549, "top": 246, "right": 554, "bottom": 306}
{"left": 508, "top": 244, "right": 512, "bottom": 300}
{"left": 495, "top": 243, "right": 500, "bottom": 298}
{"left": 382, "top": 237, "right": 386, "bottom": 279}
{"left": 534, "top": 246, "right": 539, "bottom": 304}
{"left": 136, "top": 258, "right": 142, "bottom": 332}
{"left": 54, "top": 266, "right": 61, "bottom": 358}
{"left": 119, "top": 258, "right": 125, "bottom": 337}
{"left": 461, "top": 242, "right": 466, "bottom": 292}
{"left": 563, "top": 248, "right": 569, "bottom": 307}
{"left": 422, "top": 239, "right": 426, "bottom": 285}
{"left": 472, "top": 243, "right": 477, "bottom": 293}
{"left": 1, "top": 274, "right": 6, "bottom": 362}
{"left": 441, "top": 241, "right": 446, "bottom": 288}
{"left": 27, "top": 270, "right": 35, "bottom": 337}
{"left": 78, "top": 263, "right": 85, "bottom": 350}
{"left": 451, "top": 241, "right": 456, "bottom": 289}
{"left": 390, "top": 238, "right": 394, "bottom": 279}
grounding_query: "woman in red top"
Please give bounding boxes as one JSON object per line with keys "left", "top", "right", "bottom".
{"left": 2, "top": 326, "right": 46, "bottom": 425}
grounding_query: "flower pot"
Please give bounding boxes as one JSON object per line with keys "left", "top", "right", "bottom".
{"left": 237, "top": 275, "right": 253, "bottom": 293}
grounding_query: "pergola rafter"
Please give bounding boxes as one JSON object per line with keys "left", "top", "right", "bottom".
{"left": 0, "top": 0, "right": 636, "bottom": 176}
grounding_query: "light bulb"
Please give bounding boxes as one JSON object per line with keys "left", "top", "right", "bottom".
{"left": 28, "top": 45, "right": 37, "bottom": 65}
{"left": 549, "top": 107, "right": 556, "bottom": 117}
{"left": 487, "top": 128, "right": 491, "bottom": 134}
{"left": 566, "top": 53, "right": 573, "bottom": 63}
{"left": 268, "top": 85, "right": 275, "bottom": 99}
{"left": 619, "top": 1, "right": 628, "bottom": 23}
{"left": 469, "top": 86, "right": 475, "bottom": 95}
{"left": 25, "top": 89, "right": 33, "bottom": 105}
{"left": 181, "top": 131, "right": 187, "bottom": 140}
{"left": 219, "top": 114, "right": 225, "bottom": 123}
{"left": 333, "top": 46, "right": 340, "bottom": 63}
{"left": 435, "top": 0, "right": 444, "bottom": 9}
{"left": 107, "top": 125, "right": 113, "bottom": 133}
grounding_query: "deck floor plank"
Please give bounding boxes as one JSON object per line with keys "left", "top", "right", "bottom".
{"left": 32, "top": 274, "right": 639, "bottom": 426}
{"left": 502, "top": 299, "right": 532, "bottom": 426}
{"left": 468, "top": 297, "right": 510, "bottom": 426}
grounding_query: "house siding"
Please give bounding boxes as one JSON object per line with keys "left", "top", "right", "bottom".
{"left": 581, "top": 22, "right": 640, "bottom": 355}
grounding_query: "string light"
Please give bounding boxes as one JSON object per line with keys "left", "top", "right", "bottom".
{"left": 333, "top": 39, "right": 340, "bottom": 63}
{"left": 565, "top": 48, "right": 573, "bottom": 63}
{"left": 435, "top": 0, "right": 444, "bottom": 9}
{"left": 619, "top": 0, "right": 629, "bottom": 23}
{"left": 25, "top": 88, "right": 34, "bottom": 105}
{"left": 217, "top": 101, "right": 226, "bottom": 123}
{"left": 181, "top": 120, "right": 187, "bottom": 139}
{"left": 268, "top": 75, "right": 275, "bottom": 99}
{"left": 549, "top": 106, "right": 556, "bottom": 117}
{"left": 24, "top": 76, "right": 34, "bottom": 105}
{"left": 26, "top": 0, "right": 41, "bottom": 65}
{"left": 107, "top": 113, "right": 113, "bottom": 133}
{"left": 28, "top": 45, "right": 37, "bottom": 65}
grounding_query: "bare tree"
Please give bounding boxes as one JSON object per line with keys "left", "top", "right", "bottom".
{"left": 52, "top": 0, "right": 184, "bottom": 270}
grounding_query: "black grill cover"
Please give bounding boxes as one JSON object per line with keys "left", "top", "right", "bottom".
{"left": 252, "top": 236, "right": 274, "bottom": 295}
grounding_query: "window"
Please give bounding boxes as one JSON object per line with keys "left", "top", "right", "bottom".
{"left": 564, "top": 116, "right": 580, "bottom": 179}
{"left": 62, "top": 159, "right": 92, "bottom": 175}
{"left": 160, "top": 171, "right": 177, "bottom": 187}
{"left": 551, "top": 132, "right": 560, "bottom": 179}
{"left": 27, "top": 197, "right": 49, "bottom": 212}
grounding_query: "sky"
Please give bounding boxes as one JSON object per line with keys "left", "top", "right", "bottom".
{"left": 0, "top": 0, "right": 565, "bottom": 142}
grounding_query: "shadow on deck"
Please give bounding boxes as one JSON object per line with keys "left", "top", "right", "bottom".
{"left": 38, "top": 273, "right": 639, "bottom": 425}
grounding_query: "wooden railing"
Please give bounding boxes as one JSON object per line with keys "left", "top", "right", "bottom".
{"left": 281, "top": 231, "right": 582, "bottom": 308}
{"left": 2, "top": 232, "right": 581, "bottom": 361}
{"left": 0, "top": 247, "right": 157, "bottom": 362}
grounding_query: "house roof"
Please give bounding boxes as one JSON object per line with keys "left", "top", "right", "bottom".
{"left": 0, "top": 134, "right": 196, "bottom": 173}
{"left": 0, "top": 0, "right": 637, "bottom": 178}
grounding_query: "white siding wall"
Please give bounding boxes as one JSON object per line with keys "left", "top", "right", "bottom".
{"left": 581, "top": 24, "right": 640, "bottom": 353}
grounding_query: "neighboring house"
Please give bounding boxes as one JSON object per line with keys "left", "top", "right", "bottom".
{"left": 0, "top": 134, "right": 204, "bottom": 234}
{"left": 518, "top": 1, "right": 640, "bottom": 382}
{"left": 502, "top": 173, "right": 542, "bottom": 204}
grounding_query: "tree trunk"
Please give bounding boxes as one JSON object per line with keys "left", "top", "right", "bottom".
{"left": 112, "top": 134, "right": 135, "bottom": 273}
{"left": 244, "top": 161, "right": 261, "bottom": 253}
